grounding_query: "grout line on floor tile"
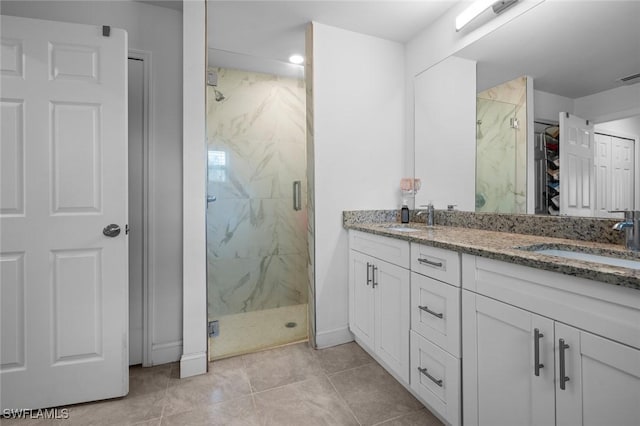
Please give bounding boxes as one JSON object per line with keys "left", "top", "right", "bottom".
{"left": 325, "top": 360, "right": 376, "bottom": 377}
{"left": 325, "top": 372, "right": 363, "bottom": 426}
{"left": 250, "top": 374, "right": 320, "bottom": 396}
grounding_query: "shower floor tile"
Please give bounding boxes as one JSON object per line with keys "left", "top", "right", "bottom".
{"left": 208, "top": 304, "right": 308, "bottom": 360}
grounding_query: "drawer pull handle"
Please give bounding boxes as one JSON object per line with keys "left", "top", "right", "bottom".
{"left": 417, "top": 258, "right": 443, "bottom": 268}
{"left": 559, "top": 338, "right": 570, "bottom": 390}
{"left": 418, "top": 367, "right": 443, "bottom": 387}
{"left": 418, "top": 305, "right": 443, "bottom": 319}
{"left": 534, "top": 328, "right": 544, "bottom": 376}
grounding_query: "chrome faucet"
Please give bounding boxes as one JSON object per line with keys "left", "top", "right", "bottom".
{"left": 416, "top": 203, "right": 435, "bottom": 227}
{"left": 611, "top": 210, "right": 640, "bottom": 251}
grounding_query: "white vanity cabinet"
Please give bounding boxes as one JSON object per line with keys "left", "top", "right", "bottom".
{"left": 348, "top": 231, "right": 410, "bottom": 383}
{"left": 409, "top": 243, "right": 462, "bottom": 426}
{"left": 554, "top": 323, "right": 640, "bottom": 426}
{"left": 462, "top": 254, "right": 640, "bottom": 426}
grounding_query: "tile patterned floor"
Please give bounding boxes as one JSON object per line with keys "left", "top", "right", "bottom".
{"left": 2, "top": 342, "right": 443, "bottom": 426}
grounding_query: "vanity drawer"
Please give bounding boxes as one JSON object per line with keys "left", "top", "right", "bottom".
{"left": 411, "top": 243, "right": 460, "bottom": 286}
{"left": 350, "top": 230, "right": 410, "bottom": 268}
{"left": 411, "top": 272, "right": 461, "bottom": 357}
{"left": 410, "top": 331, "right": 461, "bottom": 426}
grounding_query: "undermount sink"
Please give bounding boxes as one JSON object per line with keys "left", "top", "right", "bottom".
{"left": 518, "top": 244, "right": 640, "bottom": 270}
{"left": 384, "top": 225, "right": 421, "bottom": 233}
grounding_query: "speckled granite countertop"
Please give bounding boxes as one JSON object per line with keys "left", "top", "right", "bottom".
{"left": 345, "top": 222, "right": 640, "bottom": 290}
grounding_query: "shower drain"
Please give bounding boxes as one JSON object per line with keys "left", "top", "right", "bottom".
{"left": 285, "top": 322, "right": 297, "bottom": 328}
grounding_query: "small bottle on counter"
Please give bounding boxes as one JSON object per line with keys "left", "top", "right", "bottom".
{"left": 401, "top": 200, "right": 410, "bottom": 223}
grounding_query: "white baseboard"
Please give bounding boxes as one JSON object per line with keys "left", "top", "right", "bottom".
{"left": 314, "top": 325, "right": 354, "bottom": 349}
{"left": 151, "top": 340, "right": 182, "bottom": 365}
{"left": 180, "top": 351, "right": 207, "bottom": 378}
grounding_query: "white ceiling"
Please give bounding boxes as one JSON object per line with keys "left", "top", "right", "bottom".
{"left": 138, "top": 0, "right": 183, "bottom": 12}
{"left": 205, "top": 0, "right": 640, "bottom": 99}
{"left": 207, "top": 0, "right": 458, "bottom": 75}
{"left": 456, "top": 0, "right": 640, "bottom": 98}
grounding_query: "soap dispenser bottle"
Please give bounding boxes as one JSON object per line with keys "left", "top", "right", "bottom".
{"left": 401, "top": 200, "right": 410, "bottom": 223}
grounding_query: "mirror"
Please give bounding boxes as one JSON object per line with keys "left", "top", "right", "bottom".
{"left": 415, "top": 0, "right": 640, "bottom": 217}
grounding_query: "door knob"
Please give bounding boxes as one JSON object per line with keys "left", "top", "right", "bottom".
{"left": 103, "top": 224, "right": 121, "bottom": 237}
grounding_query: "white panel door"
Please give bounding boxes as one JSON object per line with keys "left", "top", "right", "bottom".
{"left": 594, "top": 133, "right": 612, "bottom": 217}
{"left": 611, "top": 136, "right": 635, "bottom": 211}
{"left": 555, "top": 323, "right": 640, "bottom": 426}
{"left": 0, "top": 16, "right": 128, "bottom": 409}
{"left": 560, "top": 113, "right": 595, "bottom": 217}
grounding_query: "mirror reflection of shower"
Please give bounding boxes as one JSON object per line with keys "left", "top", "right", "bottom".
{"left": 207, "top": 70, "right": 225, "bottom": 102}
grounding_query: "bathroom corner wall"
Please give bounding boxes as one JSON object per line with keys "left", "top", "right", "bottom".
{"left": 476, "top": 76, "right": 528, "bottom": 213}
{"left": 310, "top": 22, "right": 405, "bottom": 348}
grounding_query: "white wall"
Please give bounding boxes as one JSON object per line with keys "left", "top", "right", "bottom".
{"left": 311, "top": 22, "right": 405, "bottom": 347}
{"left": 1, "top": 0, "right": 184, "bottom": 365}
{"left": 181, "top": 0, "right": 207, "bottom": 378}
{"left": 534, "top": 90, "right": 574, "bottom": 123}
{"left": 596, "top": 116, "right": 640, "bottom": 138}
{"left": 414, "top": 56, "right": 476, "bottom": 211}
{"left": 574, "top": 83, "right": 640, "bottom": 123}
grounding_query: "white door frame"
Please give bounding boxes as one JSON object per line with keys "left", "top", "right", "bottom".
{"left": 128, "top": 49, "right": 153, "bottom": 367}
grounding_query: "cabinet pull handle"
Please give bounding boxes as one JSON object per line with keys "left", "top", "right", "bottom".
{"left": 366, "top": 262, "right": 371, "bottom": 286}
{"left": 418, "top": 305, "right": 444, "bottom": 319}
{"left": 418, "top": 367, "right": 443, "bottom": 387}
{"left": 559, "top": 338, "right": 570, "bottom": 390}
{"left": 417, "top": 257, "right": 443, "bottom": 268}
{"left": 534, "top": 328, "right": 544, "bottom": 376}
{"left": 372, "top": 265, "right": 378, "bottom": 288}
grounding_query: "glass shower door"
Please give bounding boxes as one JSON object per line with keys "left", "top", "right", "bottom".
{"left": 206, "top": 67, "right": 308, "bottom": 360}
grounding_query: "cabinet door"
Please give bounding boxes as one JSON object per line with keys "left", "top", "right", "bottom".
{"left": 555, "top": 323, "right": 640, "bottom": 426}
{"left": 462, "top": 291, "right": 555, "bottom": 426}
{"left": 374, "top": 258, "right": 410, "bottom": 383}
{"left": 349, "top": 250, "right": 375, "bottom": 350}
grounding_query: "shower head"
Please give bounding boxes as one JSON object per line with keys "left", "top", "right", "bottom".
{"left": 214, "top": 88, "right": 225, "bottom": 102}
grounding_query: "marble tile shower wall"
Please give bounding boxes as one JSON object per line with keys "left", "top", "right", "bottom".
{"left": 206, "top": 68, "right": 308, "bottom": 318}
{"left": 476, "top": 76, "right": 527, "bottom": 214}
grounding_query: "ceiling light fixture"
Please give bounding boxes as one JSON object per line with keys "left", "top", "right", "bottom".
{"left": 289, "top": 54, "right": 304, "bottom": 65}
{"left": 456, "top": 0, "right": 518, "bottom": 31}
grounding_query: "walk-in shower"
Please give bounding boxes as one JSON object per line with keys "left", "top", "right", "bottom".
{"left": 206, "top": 67, "right": 308, "bottom": 360}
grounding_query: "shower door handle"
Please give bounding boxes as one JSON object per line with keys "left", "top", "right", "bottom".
{"left": 293, "top": 181, "right": 301, "bottom": 211}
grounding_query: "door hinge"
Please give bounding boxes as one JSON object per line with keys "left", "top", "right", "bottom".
{"left": 125, "top": 224, "right": 130, "bottom": 235}
{"left": 208, "top": 320, "right": 219, "bottom": 337}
